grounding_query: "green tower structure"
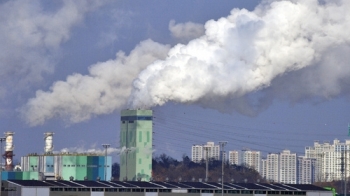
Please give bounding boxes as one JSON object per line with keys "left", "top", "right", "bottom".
{"left": 120, "top": 109, "right": 153, "bottom": 181}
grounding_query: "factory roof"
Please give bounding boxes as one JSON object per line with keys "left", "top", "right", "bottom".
{"left": 5, "top": 180, "right": 329, "bottom": 191}
{"left": 25, "top": 152, "right": 107, "bottom": 156}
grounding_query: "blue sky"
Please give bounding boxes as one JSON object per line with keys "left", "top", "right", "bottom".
{"left": 1, "top": 0, "right": 350, "bottom": 164}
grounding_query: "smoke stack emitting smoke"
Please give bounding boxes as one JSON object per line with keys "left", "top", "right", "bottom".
{"left": 22, "top": 0, "right": 350, "bottom": 126}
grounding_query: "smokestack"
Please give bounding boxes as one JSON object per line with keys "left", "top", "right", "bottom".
{"left": 44, "top": 132, "right": 54, "bottom": 154}
{"left": 4, "top": 131, "right": 14, "bottom": 171}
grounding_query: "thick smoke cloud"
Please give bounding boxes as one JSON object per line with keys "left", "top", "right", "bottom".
{"left": 22, "top": 40, "right": 170, "bottom": 126}
{"left": 22, "top": 0, "right": 350, "bottom": 125}
{"left": 0, "top": 0, "right": 105, "bottom": 97}
{"left": 168, "top": 20, "right": 205, "bottom": 42}
{"left": 128, "top": 0, "right": 350, "bottom": 113}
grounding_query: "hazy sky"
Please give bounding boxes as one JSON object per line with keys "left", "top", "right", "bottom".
{"left": 1, "top": 0, "right": 350, "bottom": 164}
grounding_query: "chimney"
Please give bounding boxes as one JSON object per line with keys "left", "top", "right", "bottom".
{"left": 4, "top": 131, "right": 14, "bottom": 171}
{"left": 44, "top": 132, "right": 54, "bottom": 154}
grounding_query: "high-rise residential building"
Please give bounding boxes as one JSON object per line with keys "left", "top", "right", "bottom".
{"left": 119, "top": 109, "right": 153, "bottom": 181}
{"left": 241, "top": 149, "right": 261, "bottom": 173}
{"left": 192, "top": 145, "right": 203, "bottom": 163}
{"left": 297, "top": 156, "right": 316, "bottom": 184}
{"left": 305, "top": 140, "right": 333, "bottom": 182}
{"left": 279, "top": 150, "right": 297, "bottom": 184}
{"left": 266, "top": 153, "right": 279, "bottom": 183}
{"left": 229, "top": 150, "right": 239, "bottom": 165}
{"left": 204, "top": 142, "right": 220, "bottom": 161}
{"left": 305, "top": 139, "right": 350, "bottom": 182}
{"left": 192, "top": 142, "right": 220, "bottom": 163}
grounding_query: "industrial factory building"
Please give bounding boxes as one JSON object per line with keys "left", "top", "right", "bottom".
{"left": 1, "top": 109, "right": 153, "bottom": 182}
{"left": 20, "top": 153, "right": 112, "bottom": 181}
{"left": 120, "top": 109, "right": 153, "bottom": 181}
{"left": 1, "top": 132, "right": 112, "bottom": 181}
{"left": 0, "top": 180, "right": 333, "bottom": 196}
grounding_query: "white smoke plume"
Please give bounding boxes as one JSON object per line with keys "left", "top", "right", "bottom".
{"left": 22, "top": 0, "right": 350, "bottom": 125}
{"left": 119, "top": 146, "right": 154, "bottom": 155}
{"left": 21, "top": 40, "right": 170, "bottom": 126}
{"left": 168, "top": 20, "right": 205, "bottom": 42}
{"left": 0, "top": 0, "right": 106, "bottom": 96}
{"left": 128, "top": 0, "right": 350, "bottom": 114}
{"left": 59, "top": 146, "right": 120, "bottom": 155}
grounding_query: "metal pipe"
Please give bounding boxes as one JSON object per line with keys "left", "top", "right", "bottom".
{"left": 205, "top": 146, "right": 209, "bottom": 180}
{"left": 219, "top": 141, "right": 227, "bottom": 196}
{"left": 102, "top": 144, "right": 110, "bottom": 181}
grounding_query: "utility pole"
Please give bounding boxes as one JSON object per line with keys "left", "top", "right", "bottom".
{"left": 345, "top": 149, "right": 347, "bottom": 196}
{"left": 219, "top": 141, "right": 227, "bottom": 196}
{"left": 102, "top": 144, "right": 110, "bottom": 181}
{"left": 341, "top": 150, "right": 345, "bottom": 194}
{"left": 203, "top": 145, "right": 210, "bottom": 181}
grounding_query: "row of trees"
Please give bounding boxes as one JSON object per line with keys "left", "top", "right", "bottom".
{"left": 112, "top": 153, "right": 264, "bottom": 183}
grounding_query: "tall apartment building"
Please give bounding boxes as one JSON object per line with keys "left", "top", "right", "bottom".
{"left": 229, "top": 150, "right": 239, "bottom": 165}
{"left": 297, "top": 156, "right": 316, "bottom": 184}
{"left": 279, "top": 150, "right": 297, "bottom": 184}
{"left": 266, "top": 153, "right": 279, "bottom": 182}
{"left": 191, "top": 142, "right": 220, "bottom": 163}
{"left": 205, "top": 142, "right": 221, "bottom": 161}
{"left": 119, "top": 109, "right": 153, "bottom": 181}
{"left": 305, "top": 140, "right": 333, "bottom": 182}
{"left": 305, "top": 139, "right": 350, "bottom": 182}
{"left": 192, "top": 145, "right": 204, "bottom": 163}
{"left": 241, "top": 149, "right": 261, "bottom": 173}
